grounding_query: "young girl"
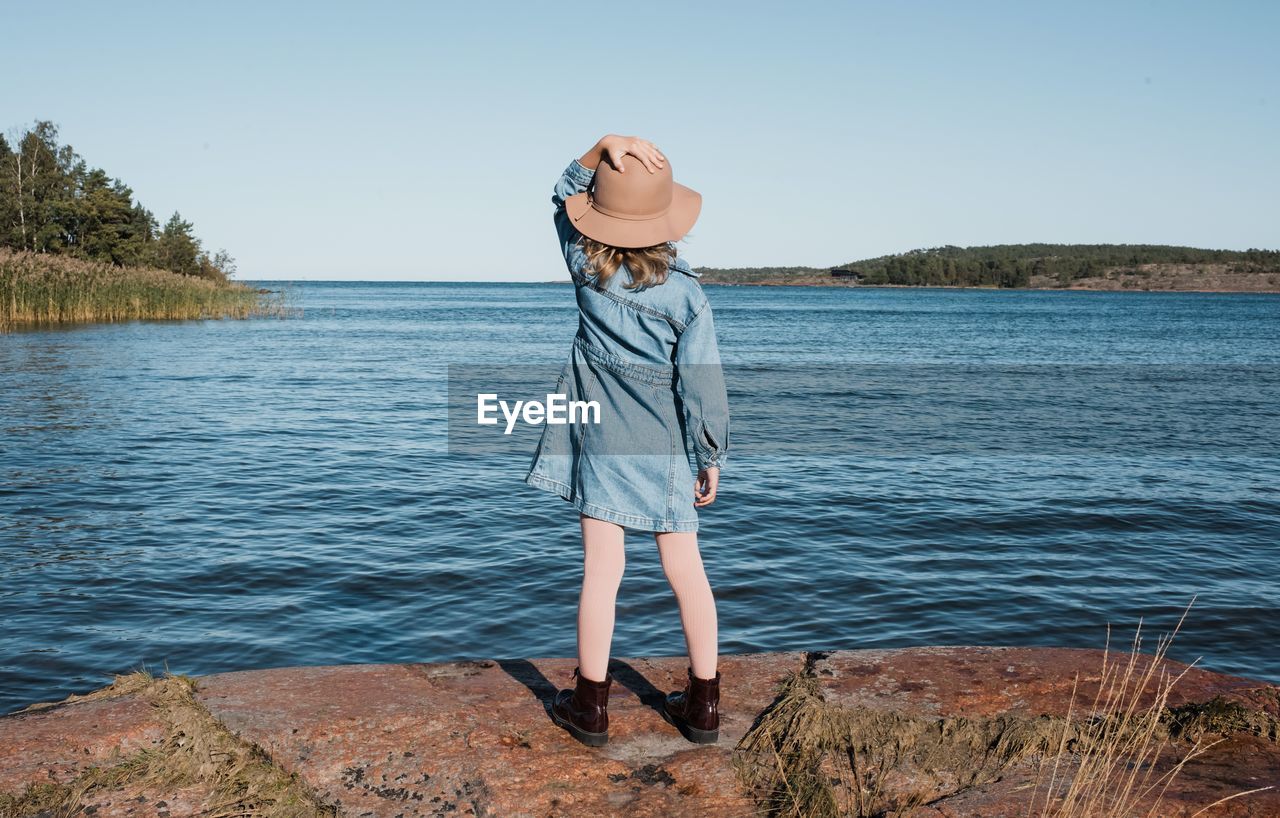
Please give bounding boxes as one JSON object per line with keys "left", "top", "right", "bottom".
{"left": 525, "top": 134, "right": 730, "bottom": 747}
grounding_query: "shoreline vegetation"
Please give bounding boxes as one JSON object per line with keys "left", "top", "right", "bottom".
{"left": 1, "top": 249, "right": 284, "bottom": 330}
{"left": 1, "top": 120, "right": 282, "bottom": 329}
{"left": 694, "top": 243, "right": 1280, "bottom": 293}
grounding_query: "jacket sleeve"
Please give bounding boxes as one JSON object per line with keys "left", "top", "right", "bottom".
{"left": 674, "top": 300, "right": 730, "bottom": 471}
{"left": 552, "top": 158, "right": 595, "bottom": 281}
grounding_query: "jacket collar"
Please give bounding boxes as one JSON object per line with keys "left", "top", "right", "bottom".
{"left": 671, "top": 255, "right": 701, "bottom": 277}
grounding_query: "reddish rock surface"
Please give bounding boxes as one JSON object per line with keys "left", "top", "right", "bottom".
{"left": 192, "top": 652, "right": 804, "bottom": 817}
{"left": 0, "top": 694, "right": 166, "bottom": 794}
{"left": 813, "top": 646, "right": 1280, "bottom": 720}
{"left": 0, "top": 691, "right": 227, "bottom": 817}
{"left": 1, "top": 647, "right": 1276, "bottom": 817}
{"left": 69, "top": 783, "right": 220, "bottom": 818}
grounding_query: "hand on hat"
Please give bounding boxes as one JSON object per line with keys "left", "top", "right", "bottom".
{"left": 589, "top": 134, "right": 667, "bottom": 175}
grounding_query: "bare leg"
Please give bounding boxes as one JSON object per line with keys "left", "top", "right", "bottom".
{"left": 577, "top": 514, "right": 626, "bottom": 683}
{"left": 656, "top": 531, "right": 719, "bottom": 679}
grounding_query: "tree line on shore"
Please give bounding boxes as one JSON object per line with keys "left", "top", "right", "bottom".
{"left": 699, "top": 244, "right": 1280, "bottom": 288}
{"left": 0, "top": 120, "right": 234, "bottom": 281}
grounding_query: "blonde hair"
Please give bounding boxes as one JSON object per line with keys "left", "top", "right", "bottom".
{"left": 579, "top": 236, "right": 676, "bottom": 289}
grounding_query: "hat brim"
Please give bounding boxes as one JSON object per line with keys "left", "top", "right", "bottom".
{"left": 564, "top": 183, "right": 702, "bottom": 249}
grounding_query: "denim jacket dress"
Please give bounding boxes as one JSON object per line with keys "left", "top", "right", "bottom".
{"left": 524, "top": 159, "right": 730, "bottom": 532}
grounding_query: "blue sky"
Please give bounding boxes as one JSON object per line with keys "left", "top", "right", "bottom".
{"left": 2, "top": 1, "right": 1276, "bottom": 280}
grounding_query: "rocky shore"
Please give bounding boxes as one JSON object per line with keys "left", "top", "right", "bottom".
{"left": 2, "top": 647, "right": 1277, "bottom": 817}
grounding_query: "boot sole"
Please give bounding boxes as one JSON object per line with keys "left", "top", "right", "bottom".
{"left": 661, "top": 704, "right": 719, "bottom": 744}
{"left": 551, "top": 706, "right": 609, "bottom": 747}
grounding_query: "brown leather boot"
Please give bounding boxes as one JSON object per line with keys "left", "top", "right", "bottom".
{"left": 662, "top": 666, "right": 720, "bottom": 744}
{"left": 551, "top": 666, "right": 612, "bottom": 747}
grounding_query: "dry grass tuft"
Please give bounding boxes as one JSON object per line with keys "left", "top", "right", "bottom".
{"left": 731, "top": 660, "right": 1067, "bottom": 817}
{"left": 732, "top": 603, "right": 1276, "bottom": 817}
{"left": 0, "top": 669, "right": 334, "bottom": 818}
{"left": 1030, "top": 599, "right": 1274, "bottom": 817}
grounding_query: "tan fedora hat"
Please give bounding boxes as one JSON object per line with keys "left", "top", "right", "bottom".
{"left": 565, "top": 158, "right": 702, "bottom": 249}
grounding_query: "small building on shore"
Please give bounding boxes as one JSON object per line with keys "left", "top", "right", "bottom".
{"left": 829, "top": 268, "right": 864, "bottom": 281}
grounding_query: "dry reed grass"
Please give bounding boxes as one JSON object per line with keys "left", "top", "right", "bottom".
{"left": 0, "top": 249, "right": 287, "bottom": 330}
{"left": 732, "top": 602, "right": 1274, "bottom": 817}
{"left": 732, "top": 661, "right": 1067, "bottom": 817}
{"left": 0, "top": 668, "right": 334, "bottom": 818}
{"left": 1030, "top": 599, "right": 1274, "bottom": 817}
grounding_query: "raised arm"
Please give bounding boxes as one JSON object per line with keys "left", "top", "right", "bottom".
{"left": 551, "top": 159, "right": 596, "bottom": 280}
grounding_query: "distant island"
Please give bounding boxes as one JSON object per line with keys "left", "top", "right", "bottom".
{"left": 695, "top": 244, "right": 1280, "bottom": 292}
